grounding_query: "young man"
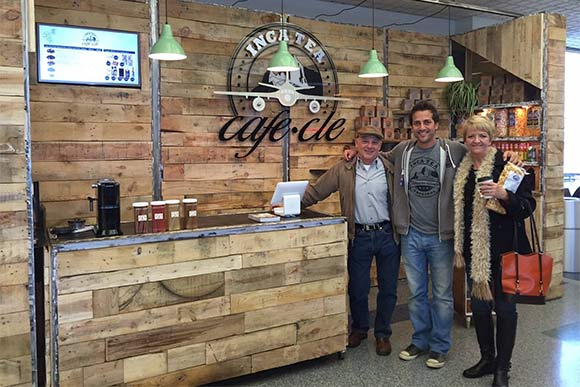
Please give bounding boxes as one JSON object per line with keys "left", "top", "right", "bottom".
{"left": 389, "top": 101, "right": 465, "bottom": 369}
{"left": 302, "top": 126, "right": 400, "bottom": 356}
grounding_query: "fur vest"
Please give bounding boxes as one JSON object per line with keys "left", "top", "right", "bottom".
{"left": 453, "top": 148, "right": 497, "bottom": 301}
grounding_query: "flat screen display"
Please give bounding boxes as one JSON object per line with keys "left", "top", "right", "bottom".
{"left": 271, "top": 180, "right": 309, "bottom": 206}
{"left": 36, "top": 23, "right": 141, "bottom": 88}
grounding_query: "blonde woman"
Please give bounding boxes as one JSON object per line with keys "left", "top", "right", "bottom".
{"left": 453, "top": 115, "right": 535, "bottom": 387}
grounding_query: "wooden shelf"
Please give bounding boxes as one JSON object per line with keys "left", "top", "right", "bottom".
{"left": 495, "top": 136, "right": 541, "bottom": 142}
{"left": 476, "top": 100, "right": 542, "bottom": 109}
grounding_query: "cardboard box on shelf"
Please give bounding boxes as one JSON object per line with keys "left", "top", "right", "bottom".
{"left": 421, "top": 89, "right": 432, "bottom": 100}
{"left": 480, "top": 75, "right": 492, "bottom": 89}
{"left": 381, "top": 116, "right": 393, "bottom": 130}
{"left": 360, "top": 105, "right": 375, "bottom": 117}
{"left": 489, "top": 93, "right": 502, "bottom": 104}
{"left": 492, "top": 74, "right": 505, "bottom": 85}
{"left": 397, "top": 116, "right": 406, "bottom": 129}
{"left": 355, "top": 116, "right": 370, "bottom": 129}
{"left": 370, "top": 117, "right": 381, "bottom": 128}
{"left": 383, "top": 126, "right": 395, "bottom": 141}
{"left": 376, "top": 105, "right": 390, "bottom": 118}
{"left": 400, "top": 99, "right": 414, "bottom": 112}
{"left": 477, "top": 86, "right": 490, "bottom": 105}
{"left": 512, "top": 81, "right": 525, "bottom": 102}
{"left": 409, "top": 88, "right": 421, "bottom": 101}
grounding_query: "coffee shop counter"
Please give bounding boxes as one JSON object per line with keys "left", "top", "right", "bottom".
{"left": 47, "top": 210, "right": 348, "bottom": 386}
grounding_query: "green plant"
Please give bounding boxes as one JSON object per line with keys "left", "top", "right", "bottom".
{"left": 444, "top": 80, "right": 479, "bottom": 121}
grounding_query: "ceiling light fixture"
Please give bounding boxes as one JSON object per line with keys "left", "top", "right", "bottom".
{"left": 359, "top": 0, "right": 388, "bottom": 78}
{"left": 435, "top": 6, "right": 463, "bottom": 82}
{"left": 149, "top": 0, "right": 187, "bottom": 61}
{"left": 267, "top": 0, "right": 299, "bottom": 72}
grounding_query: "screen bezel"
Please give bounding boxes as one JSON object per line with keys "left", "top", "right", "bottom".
{"left": 271, "top": 181, "right": 309, "bottom": 206}
{"left": 36, "top": 23, "right": 141, "bottom": 88}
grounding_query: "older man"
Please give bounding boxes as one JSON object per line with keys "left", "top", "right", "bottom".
{"left": 301, "top": 126, "right": 400, "bottom": 356}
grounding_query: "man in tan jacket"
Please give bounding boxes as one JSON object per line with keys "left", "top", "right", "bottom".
{"left": 301, "top": 126, "right": 400, "bottom": 357}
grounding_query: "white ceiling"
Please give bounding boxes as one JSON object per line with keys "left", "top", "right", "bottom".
{"left": 191, "top": 0, "right": 580, "bottom": 50}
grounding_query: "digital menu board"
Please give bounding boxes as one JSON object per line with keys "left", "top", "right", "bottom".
{"left": 36, "top": 24, "right": 141, "bottom": 88}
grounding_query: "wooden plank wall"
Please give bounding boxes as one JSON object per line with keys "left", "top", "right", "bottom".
{"left": 53, "top": 224, "right": 347, "bottom": 386}
{"left": 387, "top": 29, "right": 449, "bottom": 137}
{"left": 160, "top": 1, "right": 280, "bottom": 215}
{"left": 30, "top": 0, "right": 153, "bottom": 228}
{"left": 0, "top": 1, "right": 32, "bottom": 386}
{"left": 543, "top": 14, "right": 566, "bottom": 298}
{"left": 160, "top": 4, "right": 372, "bottom": 216}
{"left": 452, "top": 14, "right": 544, "bottom": 89}
{"left": 28, "top": 0, "right": 451, "bottom": 225}
{"left": 287, "top": 16, "right": 384, "bottom": 215}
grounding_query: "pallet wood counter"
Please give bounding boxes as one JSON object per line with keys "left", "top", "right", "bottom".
{"left": 47, "top": 210, "right": 347, "bottom": 386}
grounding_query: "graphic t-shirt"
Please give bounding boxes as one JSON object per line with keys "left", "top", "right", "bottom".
{"left": 408, "top": 141, "right": 440, "bottom": 234}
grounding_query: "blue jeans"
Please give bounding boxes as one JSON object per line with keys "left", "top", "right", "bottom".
{"left": 401, "top": 226, "right": 454, "bottom": 354}
{"left": 348, "top": 223, "right": 400, "bottom": 338}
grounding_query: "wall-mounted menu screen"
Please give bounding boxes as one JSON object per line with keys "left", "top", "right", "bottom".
{"left": 36, "top": 23, "right": 141, "bottom": 88}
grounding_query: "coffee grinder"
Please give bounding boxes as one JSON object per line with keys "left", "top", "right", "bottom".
{"left": 88, "top": 179, "right": 122, "bottom": 237}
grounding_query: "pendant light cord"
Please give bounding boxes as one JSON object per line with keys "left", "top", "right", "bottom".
{"left": 371, "top": 0, "right": 375, "bottom": 49}
{"left": 165, "top": 0, "right": 168, "bottom": 25}
{"left": 448, "top": 6, "right": 452, "bottom": 54}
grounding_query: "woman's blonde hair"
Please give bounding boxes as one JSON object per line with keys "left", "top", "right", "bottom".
{"left": 461, "top": 114, "right": 495, "bottom": 141}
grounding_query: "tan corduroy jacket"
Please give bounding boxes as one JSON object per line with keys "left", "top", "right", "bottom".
{"left": 301, "top": 155, "right": 397, "bottom": 241}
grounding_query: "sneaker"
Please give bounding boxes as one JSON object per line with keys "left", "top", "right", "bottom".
{"left": 425, "top": 351, "right": 447, "bottom": 369}
{"left": 399, "top": 344, "right": 427, "bottom": 361}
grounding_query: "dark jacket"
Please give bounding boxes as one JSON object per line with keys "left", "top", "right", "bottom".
{"left": 488, "top": 152, "right": 536, "bottom": 264}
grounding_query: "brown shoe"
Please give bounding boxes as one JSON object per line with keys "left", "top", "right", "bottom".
{"left": 376, "top": 337, "right": 392, "bottom": 356}
{"left": 347, "top": 332, "right": 367, "bottom": 348}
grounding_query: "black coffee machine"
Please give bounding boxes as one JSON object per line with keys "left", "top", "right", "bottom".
{"left": 88, "top": 179, "right": 122, "bottom": 237}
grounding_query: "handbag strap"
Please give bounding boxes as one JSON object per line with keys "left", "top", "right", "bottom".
{"left": 509, "top": 200, "right": 544, "bottom": 295}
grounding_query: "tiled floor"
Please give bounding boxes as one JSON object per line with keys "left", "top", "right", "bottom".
{"left": 207, "top": 275, "right": 580, "bottom": 387}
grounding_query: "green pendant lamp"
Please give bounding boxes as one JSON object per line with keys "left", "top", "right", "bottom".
{"left": 435, "top": 7, "right": 463, "bottom": 82}
{"left": 149, "top": 0, "right": 186, "bottom": 61}
{"left": 435, "top": 55, "right": 463, "bottom": 82}
{"left": 359, "top": 0, "right": 388, "bottom": 78}
{"left": 267, "top": 0, "right": 299, "bottom": 72}
{"left": 268, "top": 41, "right": 299, "bottom": 72}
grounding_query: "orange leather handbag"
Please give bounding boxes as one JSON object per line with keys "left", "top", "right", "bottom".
{"left": 501, "top": 212, "right": 553, "bottom": 305}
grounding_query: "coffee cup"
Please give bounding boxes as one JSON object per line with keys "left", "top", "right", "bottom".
{"left": 477, "top": 176, "right": 494, "bottom": 199}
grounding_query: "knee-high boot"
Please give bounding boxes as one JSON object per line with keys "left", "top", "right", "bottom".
{"left": 463, "top": 313, "right": 496, "bottom": 378}
{"left": 492, "top": 314, "right": 517, "bottom": 387}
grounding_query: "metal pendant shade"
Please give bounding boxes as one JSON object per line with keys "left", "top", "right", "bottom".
{"left": 149, "top": 23, "right": 186, "bottom": 61}
{"left": 268, "top": 0, "right": 299, "bottom": 72}
{"left": 267, "top": 40, "right": 299, "bottom": 72}
{"left": 358, "top": 0, "right": 387, "bottom": 78}
{"left": 359, "top": 49, "right": 388, "bottom": 78}
{"left": 435, "top": 55, "right": 464, "bottom": 82}
{"left": 435, "top": 7, "right": 463, "bottom": 82}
